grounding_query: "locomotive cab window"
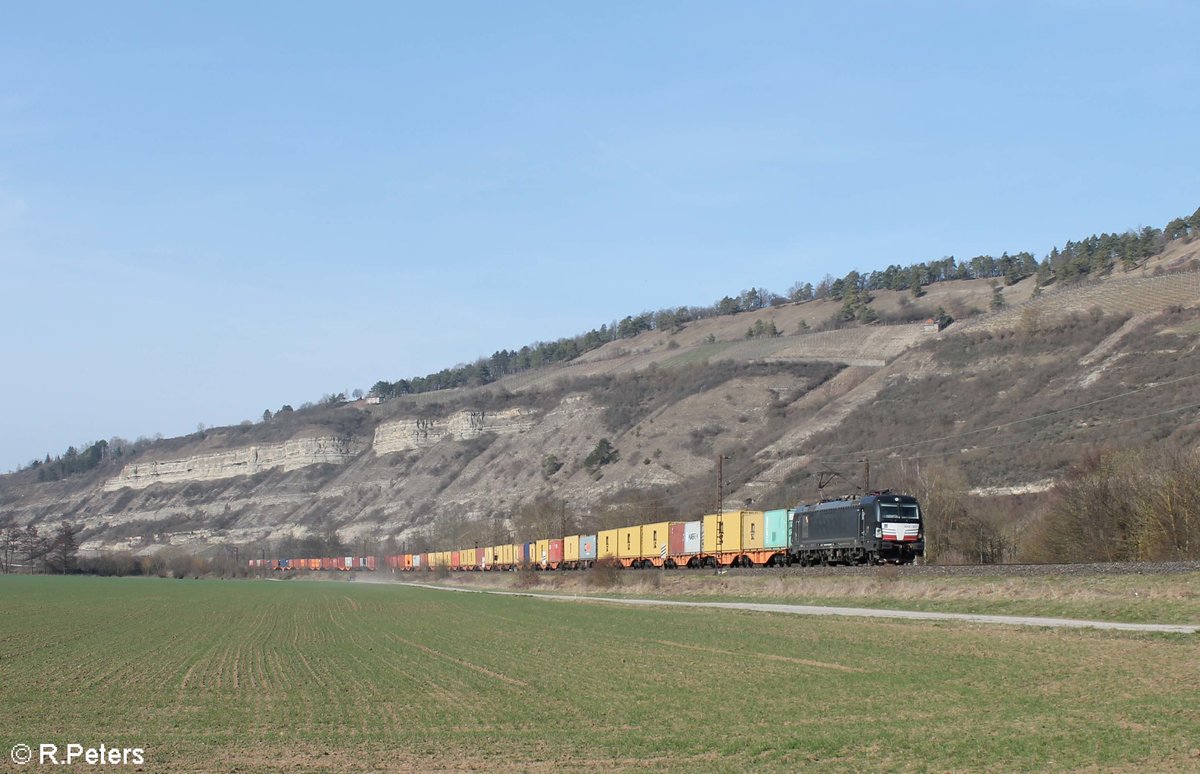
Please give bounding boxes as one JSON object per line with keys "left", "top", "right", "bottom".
{"left": 879, "top": 503, "right": 920, "bottom": 521}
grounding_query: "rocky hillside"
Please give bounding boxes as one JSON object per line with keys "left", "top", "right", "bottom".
{"left": 2, "top": 238, "right": 1199, "bottom": 557}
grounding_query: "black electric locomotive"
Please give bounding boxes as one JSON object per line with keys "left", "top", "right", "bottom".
{"left": 791, "top": 491, "right": 924, "bottom": 565}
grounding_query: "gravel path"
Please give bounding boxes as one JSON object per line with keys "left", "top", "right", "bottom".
{"left": 397, "top": 581, "right": 1199, "bottom": 635}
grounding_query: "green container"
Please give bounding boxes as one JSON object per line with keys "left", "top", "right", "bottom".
{"left": 764, "top": 509, "right": 792, "bottom": 549}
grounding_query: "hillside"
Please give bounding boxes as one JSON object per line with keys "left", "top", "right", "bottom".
{"left": 2, "top": 237, "right": 1199, "bottom": 561}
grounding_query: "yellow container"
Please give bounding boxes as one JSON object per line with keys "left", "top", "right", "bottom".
{"left": 741, "top": 511, "right": 766, "bottom": 550}
{"left": 703, "top": 512, "right": 744, "bottom": 553}
{"left": 640, "top": 521, "right": 677, "bottom": 559}
{"left": 617, "top": 526, "right": 642, "bottom": 559}
{"left": 598, "top": 529, "right": 619, "bottom": 559}
{"left": 494, "top": 544, "right": 512, "bottom": 566}
{"left": 535, "top": 539, "right": 550, "bottom": 566}
{"left": 564, "top": 535, "right": 580, "bottom": 563}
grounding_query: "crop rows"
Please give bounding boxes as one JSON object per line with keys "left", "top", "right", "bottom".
{"left": 1, "top": 576, "right": 1197, "bottom": 772}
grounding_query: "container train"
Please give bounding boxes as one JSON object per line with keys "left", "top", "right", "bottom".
{"left": 249, "top": 492, "right": 923, "bottom": 573}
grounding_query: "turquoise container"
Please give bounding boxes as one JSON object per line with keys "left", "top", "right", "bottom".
{"left": 764, "top": 509, "right": 792, "bottom": 549}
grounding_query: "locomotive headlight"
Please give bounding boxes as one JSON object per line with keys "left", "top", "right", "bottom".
{"left": 875, "top": 528, "right": 881, "bottom": 538}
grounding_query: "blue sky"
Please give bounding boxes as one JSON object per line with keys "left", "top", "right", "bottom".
{"left": 2, "top": 1, "right": 1198, "bottom": 472}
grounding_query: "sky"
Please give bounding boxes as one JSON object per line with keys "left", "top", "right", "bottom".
{"left": 2, "top": 1, "right": 1199, "bottom": 472}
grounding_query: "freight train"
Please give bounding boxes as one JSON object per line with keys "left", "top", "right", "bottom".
{"left": 249, "top": 492, "right": 923, "bottom": 572}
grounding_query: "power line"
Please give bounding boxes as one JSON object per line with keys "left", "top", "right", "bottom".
{"left": 806, "top": 400, "right": 1200, "bottom": 470}
{"left": 812, "top": 370, "right": 1200, "bottom": 463}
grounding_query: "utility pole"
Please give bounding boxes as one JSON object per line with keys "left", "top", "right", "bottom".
{"left": 861, "top": 456, "right": 870, "bottom": 492}
{"left": 716, "top": 454, "right": 731, "bottom": 514}
{"left": 716, "top": 454, "right": 730, "bottom": 566}
{"left": 716, "top": 454, "right": 723, "bottom": 515}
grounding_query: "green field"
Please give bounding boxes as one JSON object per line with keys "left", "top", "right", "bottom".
{"left": 2, "top": 576, "right": 1198, "bottom": 772}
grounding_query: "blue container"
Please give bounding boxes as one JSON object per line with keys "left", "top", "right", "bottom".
{"left": 579, "top": 534, "right": 598, "bottom": 560}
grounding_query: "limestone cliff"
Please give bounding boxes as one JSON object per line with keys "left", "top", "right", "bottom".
{"left": 103, "top": 436, "right": 363, "bottom": 491}
{"left": 373, "top": 408, "right": 536, "bottom": 455}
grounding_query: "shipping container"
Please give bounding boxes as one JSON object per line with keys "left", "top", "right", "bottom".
{"left": 702, "top": 512, "right": 744, "bottom": 553}
{"left": 683, "top": 520, "right": 702, "bottom": 554}
{"left": 640, "top": 521, "right": 677, "bottom": 561}
{"left": 450, "top": 551, "right": 460, "bottom": 569}
{"left": 668, "top": 522, "right": 686, "bottom": 556}
{"left": 579, "top": 534, "right": 597, "bottom": 561}
{"left": 764, "top": 509, "right": 791, "bottom": 549}
{"left": 741, "top": 511, "right": 766, "bottom": 550}
{"left": 548, "top": 539, "right": 564, "bottom": 567}
{"left": 522, "top": 542, "right": 534, "bottom": 565}
{"left": 617, "top": 526, "right": 642, "bottom": 559}
{"left": 597, "top": 529, "right": 619, "bottom": 560}
{"left": 365, "top": 556, "right": 377, "bottom": 571}
{"left": 532, "top": 539, "right": 547, "bottom": 567}
{"left": 564, "top": 535, "right": 580, "bottom": 563}
{"left": 476, "top": 547, "right": 487, "bottom": 568}
{"left": 403, "top": 554, "right": 413, "bottom": 570}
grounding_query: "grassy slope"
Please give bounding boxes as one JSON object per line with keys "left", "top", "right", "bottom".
{"left": 2, "top": 576, "right": 1198, "bottom": 772}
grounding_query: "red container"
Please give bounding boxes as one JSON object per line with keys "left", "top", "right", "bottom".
{"left": 475, "top": 547, "right": 486, "bottom": 568}
{"left": 668, "top": 523, "right": 687, "bottom": 556}
{"left": 403, "top": 554, "right": 413, "bottom": 570}
{"left": 548, "top": 539, "right": 564, "bottom": 566}
{"left": 365, "top": 556, "right": 377, "bottom": 571}
{"left": 450, "top": 551, "right": 460, "bottom": 569}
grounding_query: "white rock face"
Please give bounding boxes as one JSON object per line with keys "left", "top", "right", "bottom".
{"left": 373, "top": 408, "right": 535, "bottom": 455}
{"left": 103, "top": 436, "right": 358, "bottom": 491}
